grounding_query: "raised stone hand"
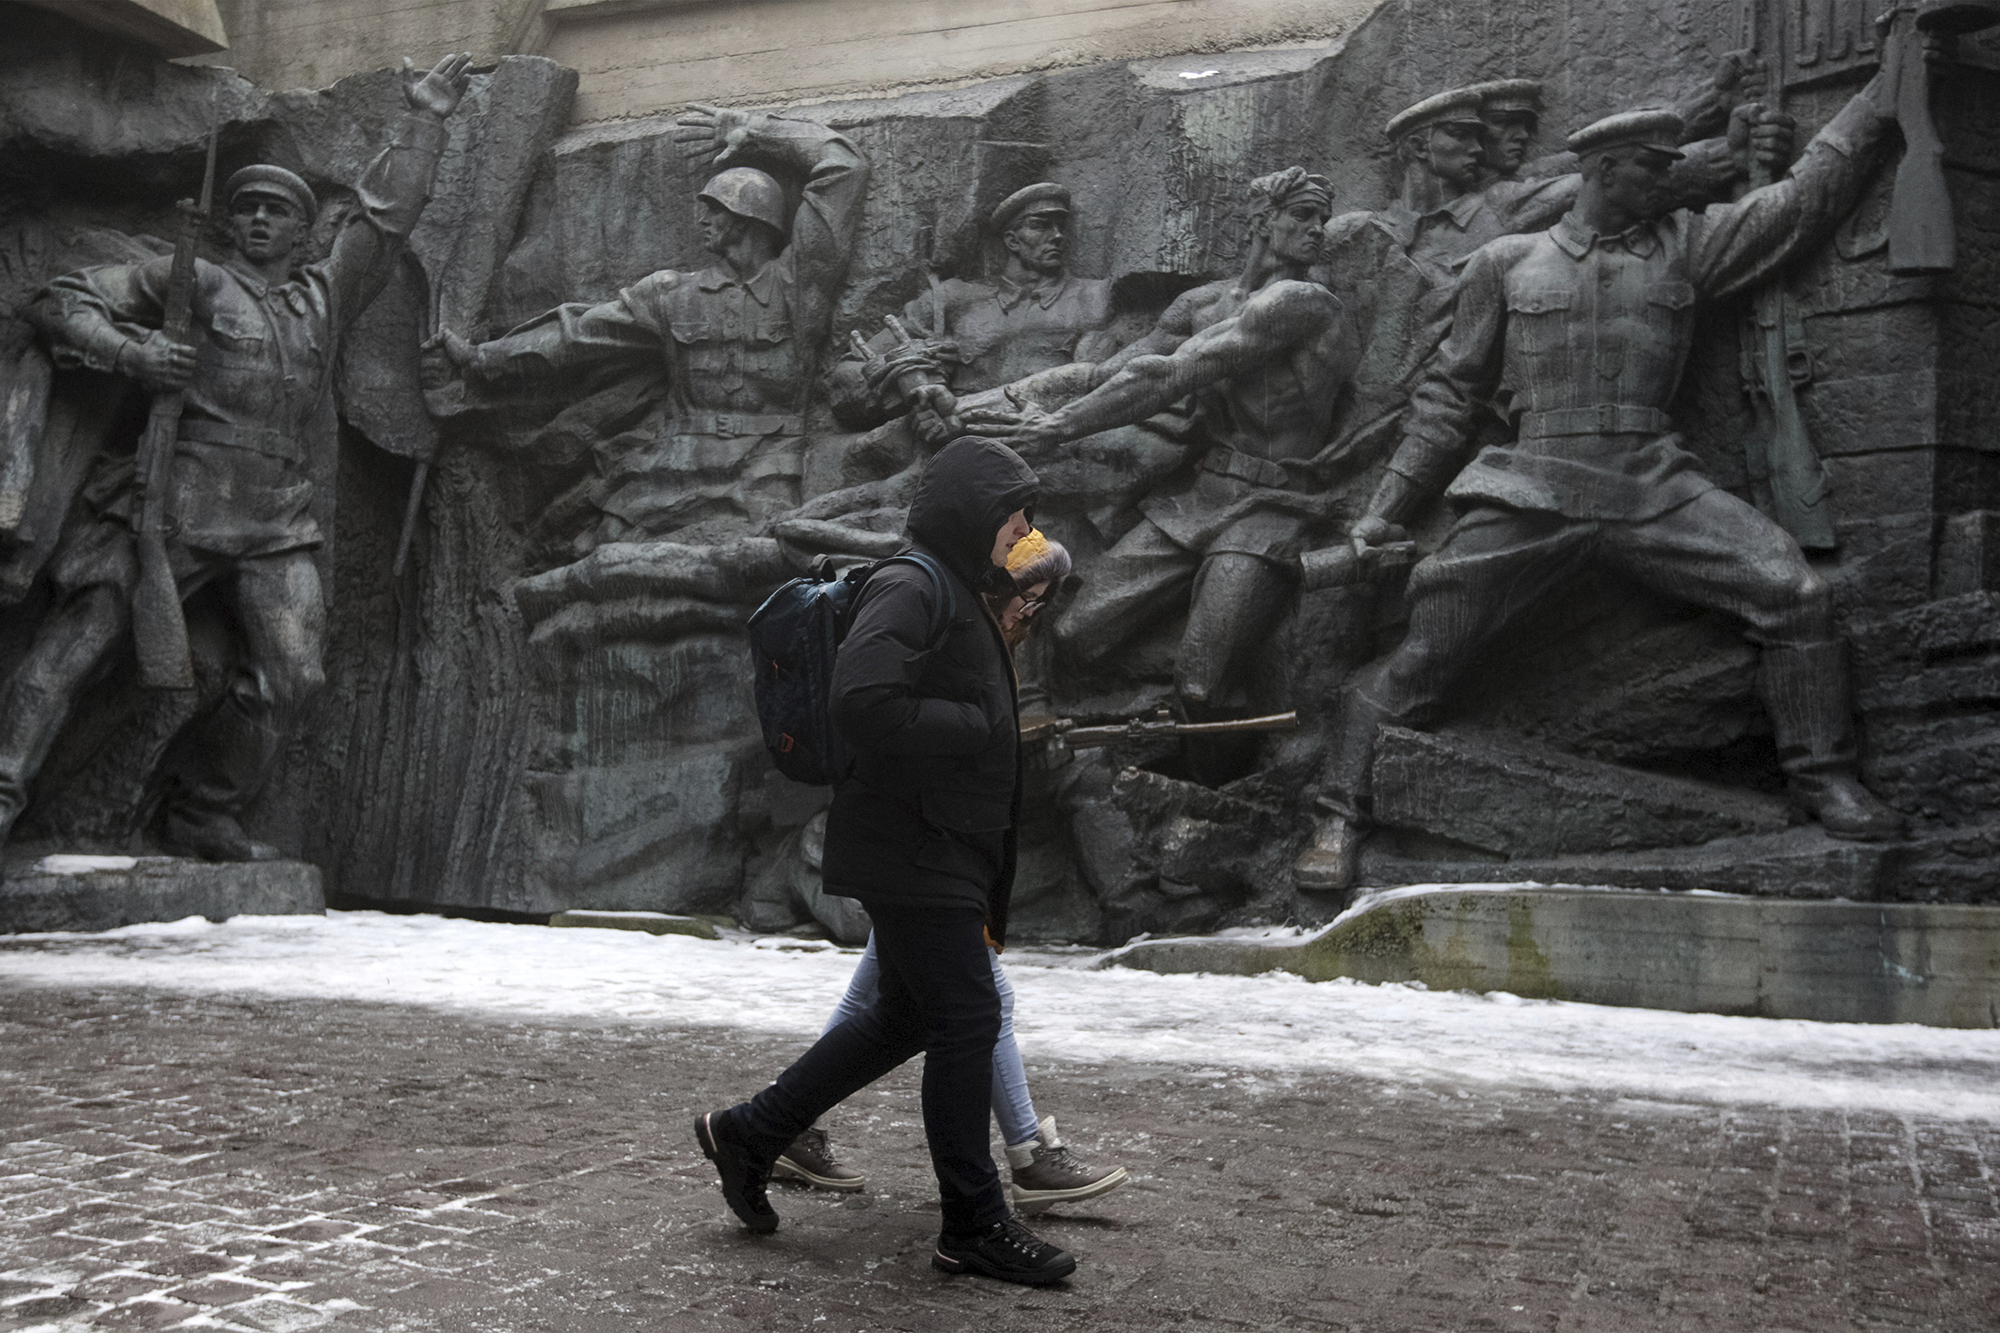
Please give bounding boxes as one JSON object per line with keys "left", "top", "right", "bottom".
{"left": 910, "top": 383, "right": 963, "bottom": 445}
{"left": 1673, "top": 48, "right": 1765, "bottom": 141}
{"left": 403, "top": 52, "right": 474, "bottom": 119}
{"left": 1729, "top": 102, "right": 1798, "bottom": 180}
{"left": 118, "top": 331, "right": 197, "bottom": 393}
{"left": 419, "top": 328, "right": 476, "bottom": 388}
{"left": 1347, "top": 512, "right": 1410, "bottom": 556}
{"left": 675, "top": 104, "right": 754, "bottom": 166}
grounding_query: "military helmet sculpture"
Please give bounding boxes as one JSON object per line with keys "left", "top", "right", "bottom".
{"left": 698, "top": 165, "right": 788, "bottom": 234}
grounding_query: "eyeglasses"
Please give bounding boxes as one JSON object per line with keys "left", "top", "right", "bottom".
{"left": 1012, "top": 588, "right": 1059, "bottom": 616}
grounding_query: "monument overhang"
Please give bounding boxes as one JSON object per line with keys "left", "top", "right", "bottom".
{"left": 19, "top": 0, "right": 229, "bottom": 57}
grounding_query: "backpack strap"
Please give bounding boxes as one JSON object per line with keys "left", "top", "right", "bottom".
{"left": 873, "top": 551, "right": 957, "bottom": 650}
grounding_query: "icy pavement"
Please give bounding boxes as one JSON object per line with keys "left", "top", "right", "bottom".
{"left": 4, "top": 912, "right": 1999, "bottom": 1332}
{"left": 1, "top": 910, "right": 1995, "bottom": 1121}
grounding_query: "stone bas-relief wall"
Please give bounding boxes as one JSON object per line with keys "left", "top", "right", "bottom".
{"left": 5, "top": 0, "right": 1999, "bottom": 942}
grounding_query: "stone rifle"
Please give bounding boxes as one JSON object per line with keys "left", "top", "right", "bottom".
{"left": 131, "top": 118, "right": 219, "bottom": 690}
{"left": 1297, "top": 539, "right": 1417, "bottom": 591}
{"left": 1020, "top": 709, "right": 1298, "bottom": 749}
{"left": 1886, "top": 0, "right": 2000, "bottom": 273}
{"left": 1739, "top": 0, "right": 1835, "bottom": 551}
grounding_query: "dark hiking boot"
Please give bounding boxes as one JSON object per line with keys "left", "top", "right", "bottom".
{"left": 162, "top": 809, "right": 282, "bottom": 863}
{"left": 772, "top": 1125, "right": 866, "bottom": 1192}
{"left": 1007, "top": 1115, "right": 1128, "bottom": 1214}
{"left": 695, "top": 1110, "right": 778, "bottom": 1233}
{"left": 933, "top": 1215, "right": 1076, "bottom": 1286}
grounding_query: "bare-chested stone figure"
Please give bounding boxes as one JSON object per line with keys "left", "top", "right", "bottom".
{"left": 967, "top": 167, "right": 1359, "bottom": 719}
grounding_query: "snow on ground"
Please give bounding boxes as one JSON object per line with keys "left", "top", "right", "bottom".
{"left": 2, "top": 911, "right": 1996, "bottom": 1120}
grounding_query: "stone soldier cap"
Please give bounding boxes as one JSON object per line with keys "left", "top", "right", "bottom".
{"left": 1470, "top": 78, "right": 1544, "bottom": 119}
{"left": 1566, "top": 108, "right": 1686, "bottom": 159}
{"left": 990, "top": 182, "right": 1072, "bottom": 233}
{"left": 698, "top": 166, "right": 788, "bottom": 234}
{"left": 1384, "top": 87, "right": 1486, "bottom": 140}
{"left": 224, "top": 164, "right": 317, "bottom": 223}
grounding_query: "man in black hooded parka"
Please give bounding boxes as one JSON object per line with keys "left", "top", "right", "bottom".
{"left": 698, "top": 437, "right": 1077, "bottom": 1286}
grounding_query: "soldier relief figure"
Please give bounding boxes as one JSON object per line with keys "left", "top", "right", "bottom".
{"left": 430, "top": 105, "right": 867, "bottom": 553}
{"left": 0, "top": 54, "right": 474, "bottom": 861}
{"left": 970, "top": 168, "right": 1359, "bottom": 736}
{"left": 1317, "top": 63, "right": 1761, "bottom": 486}
{"left": 827, "top": 182, "right": 1120, "bottom": 448}
{"left": 1293, "top": 74, "right": 1910, "bottom": 891}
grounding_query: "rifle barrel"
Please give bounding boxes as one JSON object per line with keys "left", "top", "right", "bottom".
{"left": 197, "top": 119, "right": 220, "bottom": 214}
{"left": 1061, "top": 711, "right": 1298, "bottom": 748}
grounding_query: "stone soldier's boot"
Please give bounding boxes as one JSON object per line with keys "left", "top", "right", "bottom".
{"left": 1294, "top": 799, "right": 1365, "bottom": 894}
{"left": 1759, "top": 640, "right": 1905, "bottom": 842}
{"left": 1292, "top": 688, "right": 1393, "bottom": 892}
{"left": 0, "top": 781, "right": 23, "bottom": 854}
{"left": 162, "top": 694, "right": 284, "bottom": 862}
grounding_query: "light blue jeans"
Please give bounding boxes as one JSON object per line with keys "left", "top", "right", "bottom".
{"left": 824, "top": 930, "right": 1041, "bottom": 1147}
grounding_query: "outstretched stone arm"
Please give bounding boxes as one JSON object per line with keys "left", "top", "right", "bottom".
{"left": 955, "top": 285, "right": 1202, "bottom": 451}
{"left": 322, "top": 53, "right": 472, "bottom": 329}
{"left": 1048, "top": 282, "right": 1336, "bottom": 443}
{"left": 456, "top": 280, "right": 672, "bottom": 383}
{"left": 1690, "top": 75, "right": 1895, "bottom": 299}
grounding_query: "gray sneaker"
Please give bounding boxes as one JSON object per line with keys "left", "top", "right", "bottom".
{"left": 1007, "top": 1115, "right": 1128, "bottom": 1214}
{"left": 772, "top": 1125, "right": 866, "bottom": 1192}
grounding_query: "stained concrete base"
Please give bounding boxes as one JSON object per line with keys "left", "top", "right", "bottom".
{"left": 547, "top": 909, "right": 721, "bottom": 939}
{"left": 0, "top": 854, "right": 324, "bottom": 934}
{"left": 1359, "top": 825, "right": 1898, "bottom": 899}
{"left": 1110, "top": 884, "right": 2000, "bottom": 1028}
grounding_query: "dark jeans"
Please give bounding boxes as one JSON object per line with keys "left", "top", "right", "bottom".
{"left": 725, "top": 896, "right": 1007, "bottom": 1234}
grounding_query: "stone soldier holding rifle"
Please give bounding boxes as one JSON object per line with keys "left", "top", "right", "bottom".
{"left": 0, "top": 53, "right": 474, "bottom": 860}
{"left": 1295, "top": 78, "right": 1909, "bottom": 891}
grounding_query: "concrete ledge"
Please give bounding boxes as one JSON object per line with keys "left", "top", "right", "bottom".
{"left": 19, "top": 0, "right": 229, "bottom": 57}
{"left": 0, "top": 855, "right": 323, "bottom": 934}
{"left": 548, "top": 909, "right": 721, "bottom": 939}
{"left": 1108, "top": 884, "right": 2000, "bottom": 1028}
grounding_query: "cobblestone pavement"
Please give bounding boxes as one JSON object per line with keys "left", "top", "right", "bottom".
{"left": 1, "top": 984, "right": 1995, "bottom": 1333}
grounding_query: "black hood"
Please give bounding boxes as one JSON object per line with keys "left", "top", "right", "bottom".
{"left": 906, "top": 437, "right": 1040, "bottom": 589}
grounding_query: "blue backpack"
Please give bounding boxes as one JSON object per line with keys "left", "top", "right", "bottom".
{"left": 746, "top": 551, "right": 957, "bottom": 786}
